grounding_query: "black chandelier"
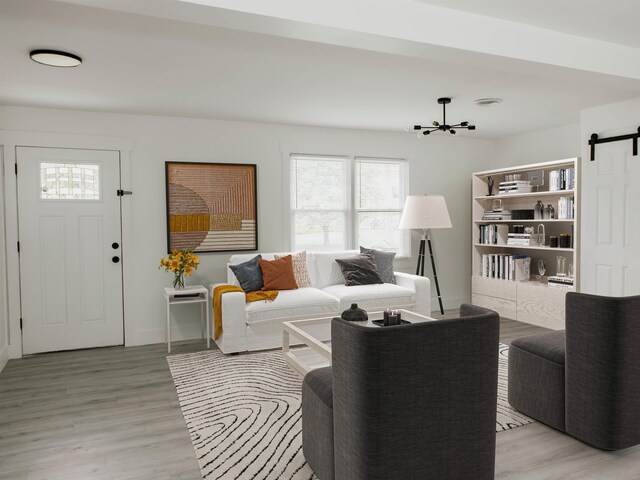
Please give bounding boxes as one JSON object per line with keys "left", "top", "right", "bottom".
{"left": 413, "top": 97, "right": 476, "bottom": 135}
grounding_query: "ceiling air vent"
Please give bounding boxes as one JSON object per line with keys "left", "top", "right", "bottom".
{"left": 475, "top": 98, "right": 503, "bottom": 106}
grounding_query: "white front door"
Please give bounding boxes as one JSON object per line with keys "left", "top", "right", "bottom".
{"left": 581, "top": 139, "right": 640, "bottom": 296}
{"left": 17, "top": 147, "right": 124, "bottom": 354}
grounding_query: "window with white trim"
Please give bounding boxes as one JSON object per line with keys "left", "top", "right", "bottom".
{"left": 290, "top": 154, "right": 409, "bottom": 256}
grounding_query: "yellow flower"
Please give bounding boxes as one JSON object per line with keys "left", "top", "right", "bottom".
{"left": 159, "top": 248, "right": 198, "bottom": 278}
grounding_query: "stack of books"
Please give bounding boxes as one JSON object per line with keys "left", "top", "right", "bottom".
{"left": 549, "top": 168, "right": 576, "bottom": 191}
{"left": 481, "top": 254, "right": 530, "bottom": 281}
{"left": 547, "top": 275, "right": 574, "bottom": 288}
{"left": 482, "top": 210, "right": 512, "bottom": 221}
{"left": 511, "top": 209, "right": 535, "bottom": 220}
{"left": 499, "top": 180, "right": 532, "bottom": 195}
{"left": 507, "top": 233, "right": 538, "bottom": 246}
{"left": 479, "top": 224, "right": 498, "bottom": 244}
{"left": 557, "top": 197, "right": 575, "bottom": 219}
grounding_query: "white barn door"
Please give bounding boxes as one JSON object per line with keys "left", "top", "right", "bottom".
{"left": 17, "top": 147, "right": 124, "bottom": 354}
{"left": 581, "top": 139, "right": 640, "bottom": 296}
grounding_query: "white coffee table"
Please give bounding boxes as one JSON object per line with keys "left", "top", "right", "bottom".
{"left": 282, "top": 309, "right": 436, "bottom": 376}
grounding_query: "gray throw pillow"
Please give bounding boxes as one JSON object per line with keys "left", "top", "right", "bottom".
{"left": 335, "top": 253, "right": 383, "bottom": 286}
{"left": 229, "top": 255, "right": 263, "bottom": 292}
{"left": 360, "top": 247, "right": 396, "bottom": 284}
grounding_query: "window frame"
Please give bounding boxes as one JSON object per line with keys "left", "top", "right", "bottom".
{"left": 290, "top": 154, "right": 409, "bottom": 257}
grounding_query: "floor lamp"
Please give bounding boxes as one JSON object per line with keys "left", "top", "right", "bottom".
{"left": 399, "top": 195, "right": 452, "bottom": 315}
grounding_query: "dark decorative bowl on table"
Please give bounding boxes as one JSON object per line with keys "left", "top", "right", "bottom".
{"left": 340, "top": 303, "right": 368, "bottom": 321}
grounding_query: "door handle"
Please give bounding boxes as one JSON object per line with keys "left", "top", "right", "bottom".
{"left": 112, "top": 256, "right": 120, "bottom": 263}
{"left": 112, "top": 242, "right": 119, "bottom": 249}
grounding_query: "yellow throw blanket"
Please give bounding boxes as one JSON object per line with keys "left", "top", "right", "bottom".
{"left": 212, "top": 285, "right": 279, "bottom": 341}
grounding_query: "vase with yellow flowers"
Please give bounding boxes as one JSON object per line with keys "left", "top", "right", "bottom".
{"left": 159, "top": 249, "right": 200, "bottom": 289}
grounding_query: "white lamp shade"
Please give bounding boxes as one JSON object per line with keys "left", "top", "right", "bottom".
{"left": 398, "top": 194, "right": 452, "bottom": 230}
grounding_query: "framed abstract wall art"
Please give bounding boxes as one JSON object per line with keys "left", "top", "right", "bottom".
{"left": 165, "top": 162, "right": 257, "bottom": 253}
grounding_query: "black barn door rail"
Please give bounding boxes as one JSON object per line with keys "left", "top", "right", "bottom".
{"left": 589, "top": 126, "right": 640, "bottom": 161}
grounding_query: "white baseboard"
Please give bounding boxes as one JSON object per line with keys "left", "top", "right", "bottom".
{"left": 0, "top": 343, "right": 9, "bottom": 374}
{"left": 134, "top": 323, "right": 208, "bottom": 347}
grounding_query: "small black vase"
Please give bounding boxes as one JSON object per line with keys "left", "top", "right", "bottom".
{"left": 341, "top": 303, "right": 368, "bottom": 322}
{"left": 487, "top": 176, "right": 494, "bottom": 196}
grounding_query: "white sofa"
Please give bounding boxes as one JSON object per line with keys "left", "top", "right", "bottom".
{"left": 209, "top": 250, "right": 431, "bottom": 354}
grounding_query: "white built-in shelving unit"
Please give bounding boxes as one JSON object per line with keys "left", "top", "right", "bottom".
{"left": 471, "top": 158, "right": 580, "bottom": 330}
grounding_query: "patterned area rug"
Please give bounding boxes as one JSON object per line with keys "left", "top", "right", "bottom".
{"left": 167, "top": 343, "right": 532, "bottom": 480}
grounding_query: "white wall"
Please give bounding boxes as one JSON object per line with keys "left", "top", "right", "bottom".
{"left": 493, "top": 123, "right": 580, "bottom": 168}
{"left": 0, "top": 106, "right": 493, "bottom": 350}
{"left": 579, "top": 97, "right": 640, "bottom": 295}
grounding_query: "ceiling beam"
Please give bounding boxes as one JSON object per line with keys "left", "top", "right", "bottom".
{"left": 56, "top": 0, "right": 640, "bottom": 84}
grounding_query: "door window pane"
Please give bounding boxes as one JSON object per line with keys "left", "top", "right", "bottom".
{"left": 40, "top": 162, "right": 101, "bottom": 200}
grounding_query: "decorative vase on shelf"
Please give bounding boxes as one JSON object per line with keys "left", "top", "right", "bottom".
{"left": 544, "top": 204, "right": 555, "bottom": 219}
{"left": 341, "top": 303, "right": 368, "bottom": 322}
{"left": 487, "top": 176, "right": 494, "bottom": 196}
{"left": 534, "top": 200, "right": 544, "bottom": 220}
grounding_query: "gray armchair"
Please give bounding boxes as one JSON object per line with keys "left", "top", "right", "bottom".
{"left": 509, "top": 292, "right": 640, "bottom": 450}
{"left": 302, "top": 304, "right": 500, "bottom": 480}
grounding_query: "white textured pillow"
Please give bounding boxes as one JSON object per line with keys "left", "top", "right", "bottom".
{"left": 274, "top": 251, "right": 311, "bottom": 288}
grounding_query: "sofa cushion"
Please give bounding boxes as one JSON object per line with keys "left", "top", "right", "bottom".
{"left": 360, "top": 246, "right": 396, "bottom": 284}
{"left": 335, "top": 253, "right": 383, "bottom": 286}
{"left": 309, "top": 250, "right": 359, "bottom": 288}
{"left": 228, "top": 255, "right": 263, "bottom": 292}
{"left": 275, "top": 251, "right": 312, "bottom": 288}
{"left": 322, "top": 283, "right": 416, "bottom": 312}
{"left": 245, "top": 287, "right": 339, "bottom": 324}
{"left": 227, "top": 252, "right": 291, "bottom": 285}
{"left": 259, "top": 256, "right": 298, "bottom": 291}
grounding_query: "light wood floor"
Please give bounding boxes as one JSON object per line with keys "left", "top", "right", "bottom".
{"left": 1, "top": 318, "right": 639, "bottom": 479}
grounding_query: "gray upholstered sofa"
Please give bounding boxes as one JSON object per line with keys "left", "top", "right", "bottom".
{"left": 508, "top": 292, "right": 640, "bottom": 450}
{"left": 301, "top": 304, "right": 500, "bottom": 480}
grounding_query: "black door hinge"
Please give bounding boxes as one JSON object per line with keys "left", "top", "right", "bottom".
{"left": 14, "top": 163, "right": 17, "bottom": 175}
{"left": 20, "top": 318, "right": 23, "bottom": 330}
{"left": 17, "top": 241, "right": 20, "bottom": 253}
{"left": 117, "top": 189, "right": 133, "bottom": 197}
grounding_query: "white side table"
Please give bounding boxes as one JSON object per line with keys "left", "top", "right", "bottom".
{"left": 164, "top": 285, "right": 210, "bottom": 353}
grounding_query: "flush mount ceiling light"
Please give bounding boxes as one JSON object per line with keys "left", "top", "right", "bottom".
{"left": 475, "top": 97, "right": 503, "bottom": 106}
{"left": 29, "top": 49, "right": 82, "bottom": 67}
{"left": 412, "top": 97, "right": 475, "bottom": 136}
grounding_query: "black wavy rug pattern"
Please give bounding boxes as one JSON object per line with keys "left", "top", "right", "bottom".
{"left": 167, "top": 343, "right": 532, "bottom": 480}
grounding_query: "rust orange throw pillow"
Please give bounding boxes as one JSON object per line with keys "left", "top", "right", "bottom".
{"left": 258, "top": 256, "right": 298, "bottom": 291}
